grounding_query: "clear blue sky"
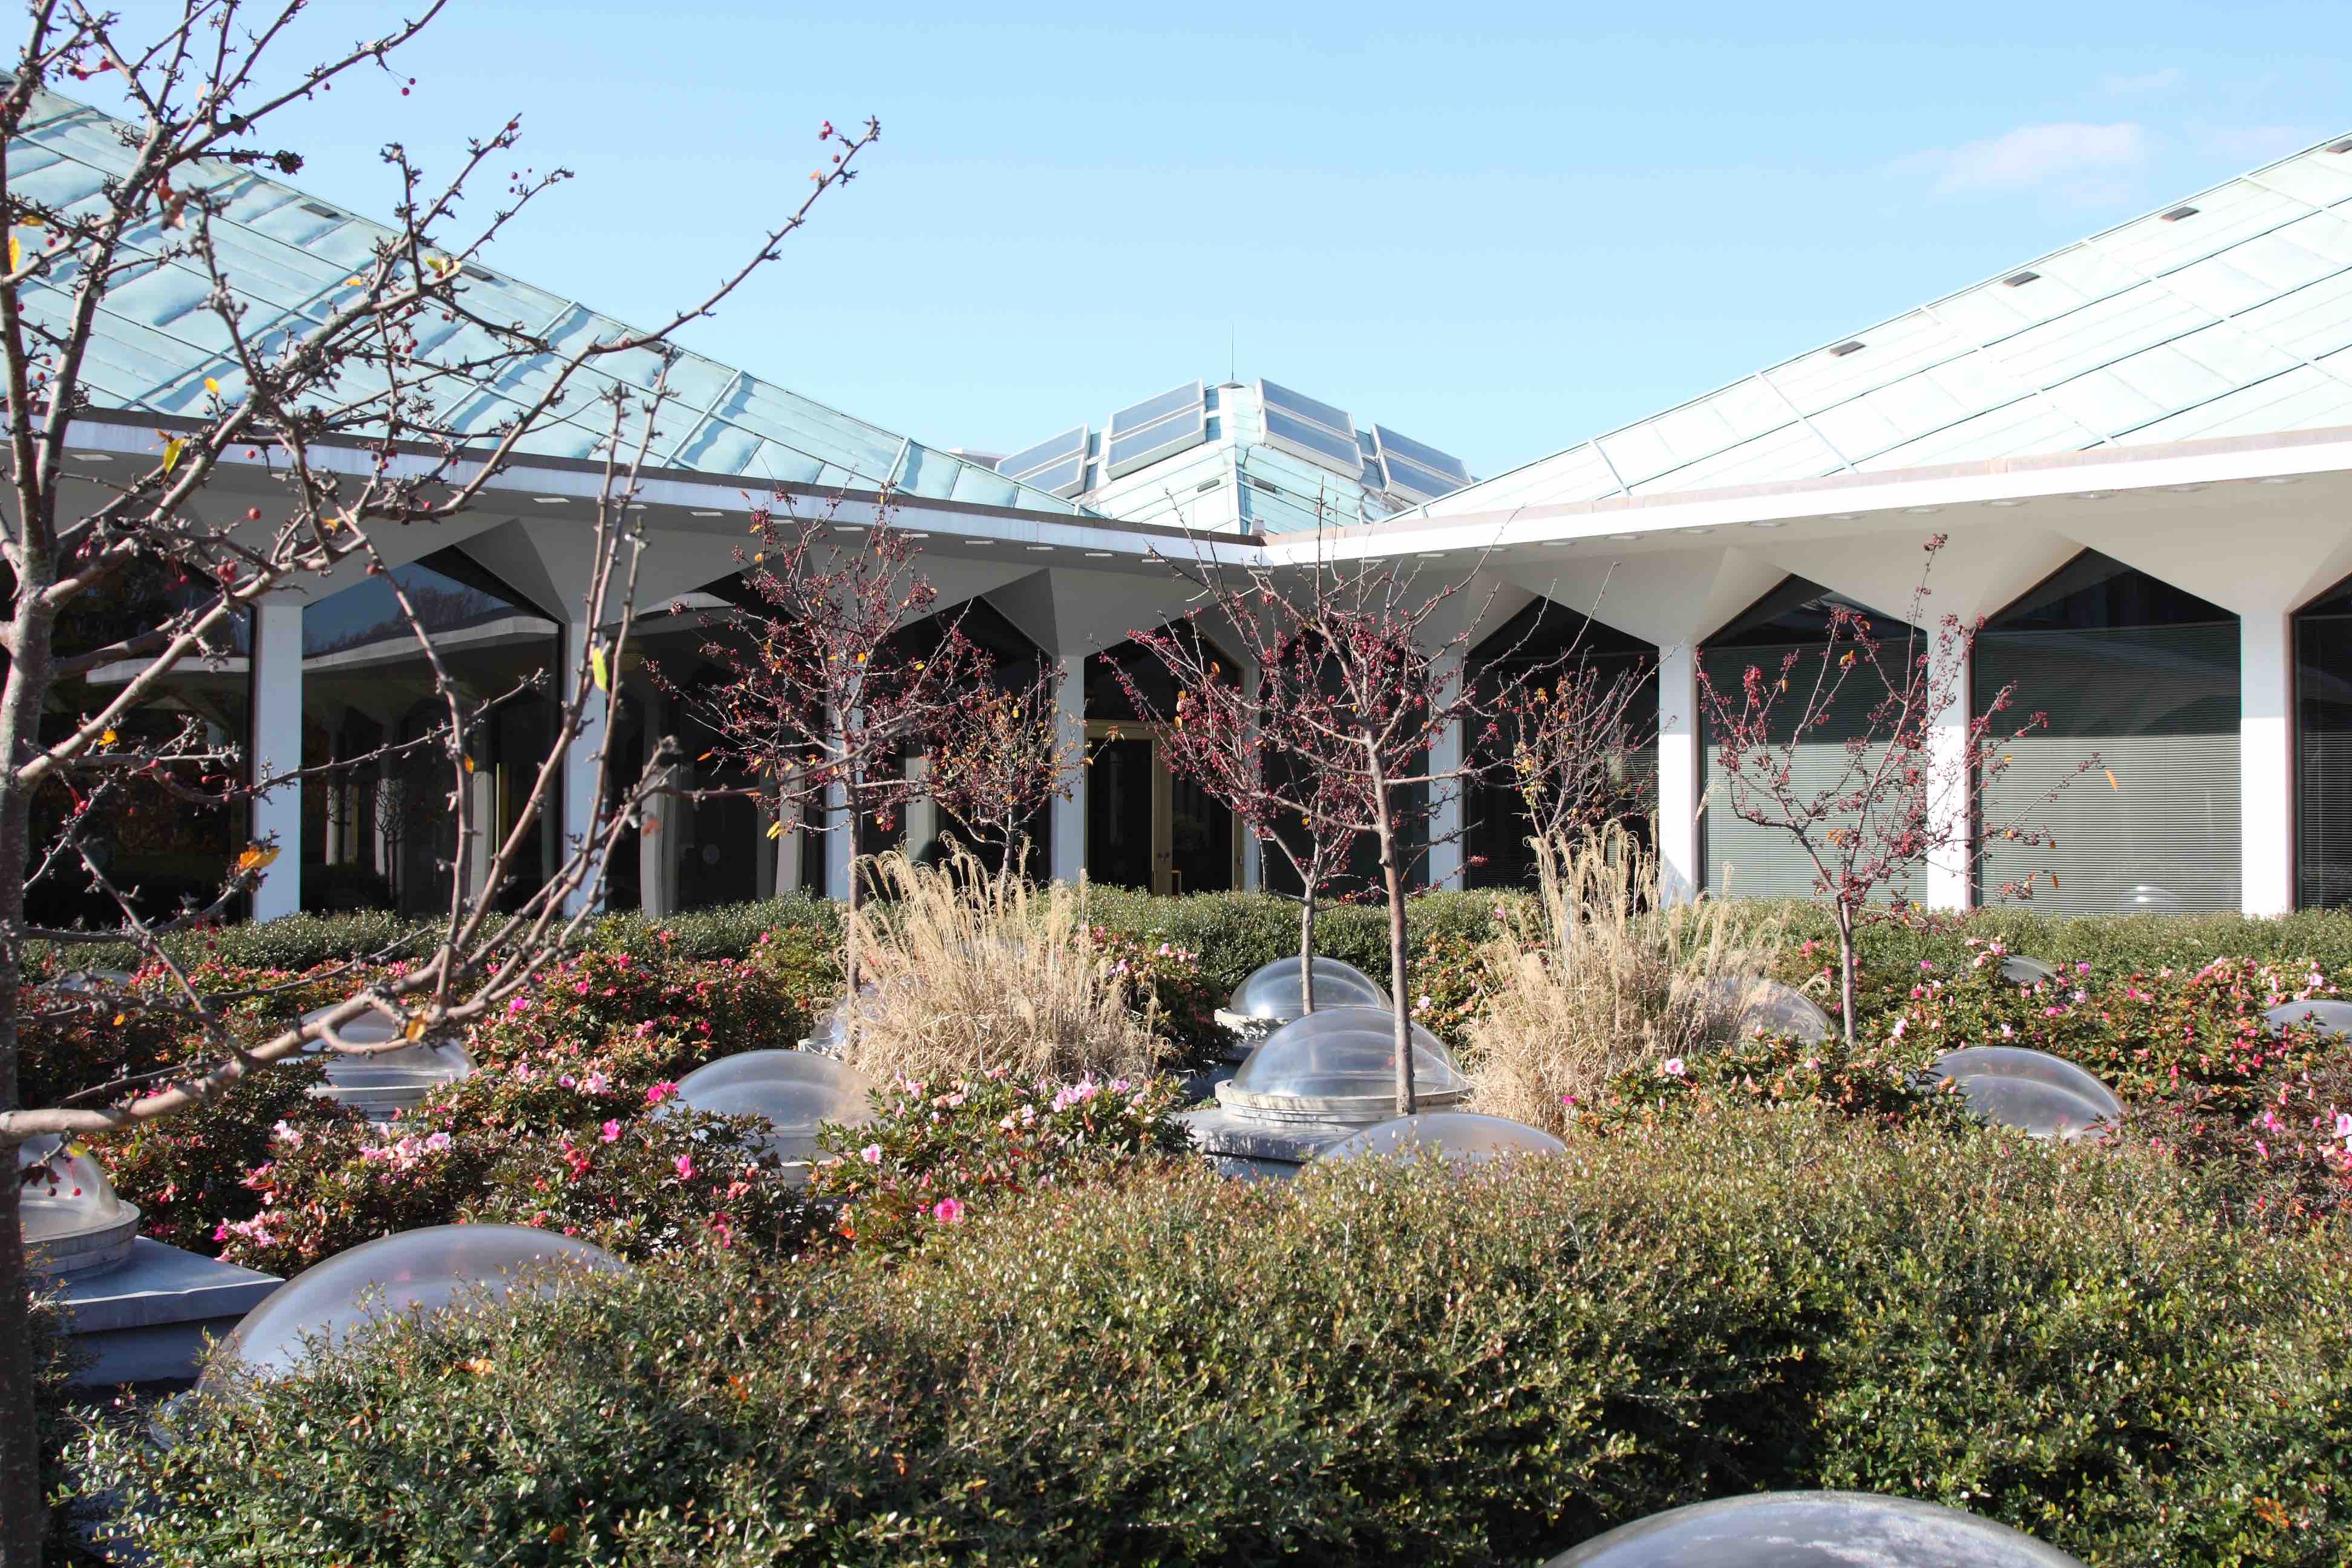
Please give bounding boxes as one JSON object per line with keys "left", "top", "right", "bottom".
{"left": 94, "top": 2, "right": 2352, "bottom": 479}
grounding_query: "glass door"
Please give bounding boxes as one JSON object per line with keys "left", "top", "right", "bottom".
{"left": 1086, "top": 724, "right": 1238, "bottom": 894}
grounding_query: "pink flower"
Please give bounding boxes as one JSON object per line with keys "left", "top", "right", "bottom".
{"left": 1659, "top": 1057, "right": 1686, "bottom": 1079}
{"left": 860, "top": 1143, "right": 883, "bottom": 1164}
{"left": 932, "top": 1197, "right": 966, "bottom": 1223}
{"left": 599, "top": 1120, "right": 622, "bottom": 1143}
{"left": 584, "top": 1071, "right": 610, "bottom": 1096}
{"left": 673, "top": 1153, "right": 696, "bottom": 1181}
{"left": 646, "top": 1080, "right": 678, "bottom": 1106}
{"left": 423, "top": 1131, "right": 451, "bottom": 1153}
{"left": 2334, "top": 1112, "right": 2352, "bottom": 1143}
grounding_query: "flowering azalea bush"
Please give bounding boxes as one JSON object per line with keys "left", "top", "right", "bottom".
{"left": 461, "top": 943, "right": 820, "bottom": 1069}
{"left": 808, "top": 1071, "right": 1191, "bottom": 1254}
{"left": 462, "top": 1109, "right": 817, "bottom": 1260}
{"left": 1584, "top": 1026, "right": 1949, "bottom": 1133}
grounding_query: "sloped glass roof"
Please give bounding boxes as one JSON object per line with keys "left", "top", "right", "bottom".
{"left": 7, "top": 78, "right": 1088, "bottom": 515}
{"left": 1423, "top": 132, "right": 2352, "bottom": 518}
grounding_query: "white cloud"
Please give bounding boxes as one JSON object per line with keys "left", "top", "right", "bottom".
{"left": 2100, "top": 67, "right": 2183, "bottom": 96}
{"left": 1903, "top": 122, "right": 2147, "bottom": 198}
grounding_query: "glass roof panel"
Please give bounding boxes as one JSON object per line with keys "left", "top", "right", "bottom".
{"left": 1422, "top": 134, "right": 2352, "bottom": 519}
{"left": 1263, "top": 406, "right": 1364, "bottom": 470}
{"left": 7, "top": 74, "right": 1085, "bottom": 515}
{"left": 1111, "top": 381, "right": 1204, "bottom": 434}
{"left": 1001, "top": 425, "right": 1089, "bottom": 479}
{"left": 1259, "top": 379, "right": 1354, "bottom": 436}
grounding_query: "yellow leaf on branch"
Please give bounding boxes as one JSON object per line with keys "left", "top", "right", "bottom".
{"left": 160, "top": 436, "right": 186, "bottom": 474}
{"left": 234, "top": 843, "right": 281, "bottom": 874}
{"left": 204, "top": 376, "right": 220, "bottom": 397}
{"left": 2105, "top": 768, "right": 2120, "bottom": 792}
{"left": 589, "top": 644, "right": 610, "bottom": 692}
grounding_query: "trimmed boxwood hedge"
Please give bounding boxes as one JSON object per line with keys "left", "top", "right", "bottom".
{"left": 48, "top": 886, "right": 2352, "bottom": 1003}
{"left": 88, "top": 1108, "right": 2352, "bottom": 1567}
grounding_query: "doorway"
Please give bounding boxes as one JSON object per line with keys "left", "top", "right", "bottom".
{"left": 1084, "top": 722, "right": 1237, "bottom": 895}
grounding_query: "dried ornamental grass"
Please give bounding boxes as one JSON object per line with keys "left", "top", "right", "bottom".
{"left": 841, "top": 849, "right": 1166, "bottom": 1085}
{"left": 1467, "top": 825, "right": 1788, "bottom": 1134}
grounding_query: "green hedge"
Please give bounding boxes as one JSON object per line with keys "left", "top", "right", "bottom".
{"left": 51, "top": 887, "right": 2352, "bottom": 1001}
{"left": 94, "top": 1109, "right": 2352, "bottom": 1567}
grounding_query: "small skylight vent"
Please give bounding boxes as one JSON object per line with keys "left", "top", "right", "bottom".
{"left": 2003, "top": 270, "right": 2040, "bottom": 287}
{"left": 2328, "top": 137, "right": 2352, "bottom": 155}
{"left": 1195, "top": 477, "right": 1221, "bottom": 493}
{"left": 1828, "top": 340, "right": 1866, "bottom": 358}
{"left": 298, "top": 201, "right": 340, "bottom": 220}
{"left": 2160, "top": 205, "right": 2200, "bottom": 222}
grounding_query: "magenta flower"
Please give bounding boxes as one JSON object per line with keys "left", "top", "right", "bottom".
{"left": 646, "top": 1080, "right": 678, "bottom": 1106}
{"left": 674, "top": 1153, "right": 696, "bottom": 1181}
{"left": 932, "top": 1197, "right": 966, "bottom": 1223}
{"left": 599, "top": 1120, "right": 621, "bottom": 1143}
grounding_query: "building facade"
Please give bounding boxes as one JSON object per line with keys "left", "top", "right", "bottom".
{"left": 19, "top": 73, "right": 2352, "bottom": 923}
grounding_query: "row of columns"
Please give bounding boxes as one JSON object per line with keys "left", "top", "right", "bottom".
{"left": 243, "top": 587, "right": 2305, "bottom": 923}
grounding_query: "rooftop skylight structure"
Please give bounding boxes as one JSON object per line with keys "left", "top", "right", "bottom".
{"left": 990, "top": 379, "right": 1475, "bottom": 533}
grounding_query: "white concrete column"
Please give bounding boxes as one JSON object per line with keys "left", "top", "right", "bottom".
{"left": 753, "top": 790, "right": 778, "bottom": 901}
{"left": 248, "top": 596, "right": 305, "bottom": 921}
{"left": 774, "top": 792, "right": 803, "bottom": 895}
{"left": 561, "top": 620, "right": 607, "bottom": 915}
{"left": 1925, "top": 629, "right": 1975, "bottom": 912}
{"left": 1656, "top": 641, "right": 1700, "bottom": 904}
{"left": 1048, "top": 650, "right": 1088, "bottom": 884}
{"left": 1423, "top": 647, "right": 1466, "bottom": 890}
{"left": 825, "top": 753, "right": 852, "bottom": 903}
{"left": 638, "top": 760, "right": 678, "bottom": 918}
{"left": 1239, "top": 705, "right": 1263, "bottom": 892}
{"left": 2241, "top": 603, "right": 2295, "bottom": 916}
{"left": 904, "top": 751, "right": 937, "bottom": 854}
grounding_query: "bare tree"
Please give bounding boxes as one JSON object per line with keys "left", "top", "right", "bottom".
{"left": 1491, "top": 632, "right": 1658, "bottom": 861}
{"left": 1116, "top": 617, "right": 1365, "bottom": 1012}
{"left": 926, "top": 660, "right": 1076, "bottom": 879}
{"left": 1137, "top": 535, "right": 1563, "bottom": 1114}
{"left": 1697, "top": 534, "right": 2091, "bottom": 1041}
{"left": 0, "top": 8, "right": 875, "bottom": 1557}
{"left": 665, "top": 504, "right": 986, "bottom": 1005}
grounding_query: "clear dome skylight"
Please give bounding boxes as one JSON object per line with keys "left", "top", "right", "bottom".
{"left": 2264, "top": 999, "right": 2352, "bottom": 1039}
{"left": 1221, "top": 1007, "right": 1465, "bottom": 1116}
{"left": 669, "top": 1049, "right": 875, "bottom": 1166}
{"left": 1999, "top": 954, "right": 2060, "bottom": 987}
{"left": 1542, "top": 1490, "right": 2088, "bottom": 1567}
{"left": 1929, "top": 1046, "right": 2122, "bottom": 1141}
{"left": 1318, "top": 1111, "right": 1565, "bottom": 1165}
{"left": 1700, "top": 975, "right": 1832, "bottom": 1044}
{"left": 18, "top": 1136, "right": 139, "bottom": 1276}
{"left": 205, "top": 1223, "right": 626, "bottom": 1383}
{"left": 1228, "top": 956, "right": 1387, "bottom": 1021}
{"left": 299, "top": 1002, "right": 474, "bottom": 1115}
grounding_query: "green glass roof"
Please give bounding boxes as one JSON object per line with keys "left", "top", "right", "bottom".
{"left": 5, "top": 77, "right": 1089, "bottom": 515}
{"left": 1422, "top": 131, "right": 2352, "bottom": 517}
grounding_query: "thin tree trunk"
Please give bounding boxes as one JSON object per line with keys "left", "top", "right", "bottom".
{"left": 1298, "top": 889, "right": 1317, "bottom": 1014}
{"left": 1837, "top": 904, "right": 1858, "bottom": 1046}
{"left": 1370, "top": 750, "right": 1416, "bottom": 1117}
{"left": 0, "top": 600, "right": 57, "bottom": 1566}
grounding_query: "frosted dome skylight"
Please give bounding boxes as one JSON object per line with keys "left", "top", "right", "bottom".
{"left": 1929, "top": 1046, "right": 2122, "bottom": 1141}
{"left": 670, "top": 1049, "right": 874, "bottom": 1167}
{"left": 1318, "top": 1111, "right": 1565, "bottom": 1166}
{"left": 18, "top": 1136, "right": 138, "bottom": 1276}
{"left": 1543, "top": 1491, "right": 2087, "bottom": 1567}
{"left": 206, "top": 1223, "right": 625, "bottom": 1382}
{"left": 1218, "top": 1006, "right": 1466, "bottom": 1120}
{"left": 1228, "top": 956, "right": 1387, "bottom": 1021}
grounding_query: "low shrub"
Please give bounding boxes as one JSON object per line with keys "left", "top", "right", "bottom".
{"left": 808, "top": 1070, "right": 1191, "bottom": 1253}
{"left": 462, "top": 944, "right": 822, "bottom": 1067}
{"left": 1081, "top": 883, "right": 1519, "bottom": 997}
{"left": 590, "top": 890, "right": 839, "bottom": 961}
{"left": 93, "top": 1108, "right": 2352, "bottom": 1566}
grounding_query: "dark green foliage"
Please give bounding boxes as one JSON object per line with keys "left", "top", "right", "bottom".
{"left": 1079, "top": 885, "right": 1515, "bottom": 995}
{"left": 87, "top": 1109, "right": 2352, "bottom": 1567}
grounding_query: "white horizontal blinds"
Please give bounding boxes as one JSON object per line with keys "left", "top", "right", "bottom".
{"left": 1975, "top": 552, "right": 2240, "bottom": 915}
{"left": 1699, "top": 578, "right": 1922, "bottom": 906}
{"left": 2294, "top": 578, "right": 2352, "bottom": 909}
